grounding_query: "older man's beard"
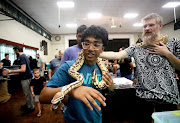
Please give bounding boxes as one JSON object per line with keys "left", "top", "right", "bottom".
{"left": 142, "top": 31, "right": 158, "bottom": 45}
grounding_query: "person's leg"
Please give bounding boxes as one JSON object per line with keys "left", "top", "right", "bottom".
{"left": 113, "top": 64, "right": 117, "bottom": 75}
{"left": 116, "top": 69, "right": 121, "bottom": 77}
{"left": 135, "top": 97, "right": 154, "bottom": 123}
{"left": 124, "top": 74, "right": 132, "bottom": 80}
{"left": 21, "top": 79, "right": 34, "bottom": 109}
{"left": 37, "top": 101, "right": 41, "bottom": 117}
{"left": 155, "top": 101, "right": 178, "bottom": 112}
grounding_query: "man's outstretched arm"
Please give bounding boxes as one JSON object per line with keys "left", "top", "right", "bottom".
{"left": 100, "top": 50, "right": 128, "bottom": 60}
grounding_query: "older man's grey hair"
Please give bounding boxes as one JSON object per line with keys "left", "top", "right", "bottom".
{"left": 142, "top": 13, "right": 163, "bottom": 25}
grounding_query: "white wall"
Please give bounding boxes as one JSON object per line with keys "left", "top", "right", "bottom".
{"left": 51, "top": 33, "right": 141, "bottom": 54}
{"left": 0, "top": 15, "right": 52, "bottom": 63}
{"left": 161, "top": 22, "right": 180, "bottom": 39}
{"left": 2, "top": 13, "right": 178, "bottom": 63}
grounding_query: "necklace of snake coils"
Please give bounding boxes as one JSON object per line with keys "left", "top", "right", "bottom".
{"left": 51, "top": 50, "right": 108, "bottom": 109}
{"left": 136, "top": 35, "right": 168, "bottom": 48}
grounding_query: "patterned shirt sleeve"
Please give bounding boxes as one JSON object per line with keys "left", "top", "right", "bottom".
{"left": 124, "top": 45, "right": 136, "bottom": 58}
{"left": 166, "top": 38, "right": 180, "bottom": 59}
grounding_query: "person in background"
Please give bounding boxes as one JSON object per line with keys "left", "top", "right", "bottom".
{"left": 36, "top": 53, "right": 45, "bottom": 76}
{"left": 13, "top": 56, "right": 20, "bottom": 65}
{"left": 48, "top": 50, "right": 64, "bottom": 79}
{"left": 39, "top": 25, "right": 114, "bottom": 123}
{"left": 30, "top": 68, "right": 46, "bottom": 117}
{"left": 0, "top": 62, "right": 3, "bottom": 68}
{"left": 59, "top": 25, "right": 87, "bottom": 112}
{"left": 60, "top": 25, "right": 87, "bottom": 66}
{"left": 3, "top": 46, "right": 34, "bottom": 116}
{"left": 100, "top": 13, "right": 180, "bottom": 123}
{"left": 117, "top": 47, "right": 134, "bottom": 80}
{"left": 27, "top": 55, "right": 37, "bottom": 71}
{"left": 55, "top": 54, "right": 58, "bottom": 58}
{"left": 1, "top": 53, "right": 11, "bottom": 67}
{"left": 1, "top": 53, "right": 12, "bottom": 93}
{"left": 102, "top": 59, "right": 109, "bottom": 69}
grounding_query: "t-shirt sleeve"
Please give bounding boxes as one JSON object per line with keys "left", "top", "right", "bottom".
{"left": 124, "top": 45, "right": 136, "bottom": 58}
{"left": 20, "top": 56, "right": 26, "bottom": 65}
{"left": 60, "top": 50, "right": 69, "bottom": 66}
{"left": 173, "top": 38, "right": 180, "bottom": 59}
{"left": 46, "top": 62, "right": 72, "bottom": 88}
{"left": 49, "top": 61, "right": 53, "bottom": 69}
{"left": 30, "top": 79, "right": 34, "bottom": 86}
{"left": 41, "top": 77, "right": 46, "bottom": 82}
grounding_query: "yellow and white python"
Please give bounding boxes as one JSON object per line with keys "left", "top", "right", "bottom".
{"left": 51, "top": 50, "right": 108, "bottom": 105}
{"left": 137, "top": 35, "right": 168, "bottom": 47}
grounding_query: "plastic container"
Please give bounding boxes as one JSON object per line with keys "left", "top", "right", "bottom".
{"left": 152, "top": 110, "right": 180, "bottom": 123}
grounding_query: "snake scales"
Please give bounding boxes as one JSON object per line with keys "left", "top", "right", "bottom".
{"left": 137, "top": 35, "right": 168, "bottom": 47}
{"left": 51, "top": 50, "right": 108, "bottom": 105}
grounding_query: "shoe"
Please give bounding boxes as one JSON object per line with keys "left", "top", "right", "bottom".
{"left": 61, "top": 105, "right": 67, "bottom": 113}
{"left": 21, "top": 104, "right": 28, "bottom": 110}
{"left": 37, "top": 113, "right": 41, "bottom": 117}
{"left": 21, "top": 108, "right": 35, "bottom": 116}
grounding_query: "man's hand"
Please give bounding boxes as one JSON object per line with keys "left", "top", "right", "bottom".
{"left": 70, "top": 86, "right": 106, "bottom": 111}
{"left": 2, "top": 68, "right": 9, "bottom": 76}
{"left": 102, "top": 72, "right": 114, "bottom": 91}
{"left": 147, "top": 42, "right": 171, "bottom": 57}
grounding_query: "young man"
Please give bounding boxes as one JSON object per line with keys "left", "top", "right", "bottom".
{"left": 59, "top": 24, "right": 87, "bottom": 112}
{"left": 30, "top": 68, "right": 46, "bottom": 117}
{"left": 100, "top": 13, "right": 180, "bottom": 123}
{"left": 40, "top": 25, "right": 114, "bottom": 123}
{"left": 3, "top": 46, "right": 34, "bottom": 116}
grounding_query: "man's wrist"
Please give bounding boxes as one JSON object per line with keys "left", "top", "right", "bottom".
{"left": 32, "top": 92, "right": 34, "bottom": 94}
{"left": 9, "top": 70, "right": 11, "bottom": 74}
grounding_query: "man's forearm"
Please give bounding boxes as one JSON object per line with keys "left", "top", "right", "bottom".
{"left": 100, "top": 50, "right": 128, "bottom": 60}
{"left": 39, "top": 86, "right": 62, "bottom": 104}
{"left": 165, "top": 52, "right": 180, "bottom": 71}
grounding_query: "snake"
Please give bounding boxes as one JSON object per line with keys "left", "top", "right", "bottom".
{"left": 137, "top": 35, "right": 168, "bottom": 48}
{"left": 51, "top": 50, "right": 108, "bottom": 106}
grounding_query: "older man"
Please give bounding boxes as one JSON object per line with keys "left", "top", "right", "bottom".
{"left": 48, "top": 50, "right": 64, "bottom": 79}
{"left": 100, "top": 13, "right": 180, "bottom": 123}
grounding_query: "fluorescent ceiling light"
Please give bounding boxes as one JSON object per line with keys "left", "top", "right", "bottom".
{"left": 111, "top": 25, "right": 117, "bottom": 28}
{"left": 57, "top": 1, "right": 74, "bottom": 8}
{"left": 88, "top": 13, "right": 102, "bottom": 19}
{"left": 66, "top": 23, "right": 77, "bottom": 27}
{"left": 124, "top": 13, "right": 138, "bottom": 18}
{"left": 162, "top": 2, "right": 180, "bottom": 8}
{"left": 133, "top": 23, "right": 143, "bottom": 27}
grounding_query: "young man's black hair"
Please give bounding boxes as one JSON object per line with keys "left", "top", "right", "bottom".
{"left": 81, "top": 25, "right": 109, "bottom": 47}
{"left": 76, "top": 25, "right": 87, "bottom": 34}
{"left": 5, "top": 53, "right": 9, "bottom": 57}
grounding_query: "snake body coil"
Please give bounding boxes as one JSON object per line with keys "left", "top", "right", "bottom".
{"left": 137, "top": 35, "right": 168, "bottom": 48}
{"left": 51, "top": 50, "right": 108, "bottom": 105}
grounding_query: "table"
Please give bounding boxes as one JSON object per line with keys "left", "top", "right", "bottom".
{"left": 152, "top": 110, "right": 180, "bottom": 123}
{"left": 102, "top": 77, "right": 135, "bottom": 122}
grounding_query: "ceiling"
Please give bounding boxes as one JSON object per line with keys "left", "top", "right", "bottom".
{"left": 9, "top": 0, "right": 180, "bottom": 35}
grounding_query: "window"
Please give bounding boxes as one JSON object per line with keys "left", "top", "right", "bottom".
{"left": 0, "top": 43, "right": 37, "bottom": 65}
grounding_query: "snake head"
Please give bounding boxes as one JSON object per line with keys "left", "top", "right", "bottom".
{"left": 51, "top": 91, "right": 64, "bottom": 104}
